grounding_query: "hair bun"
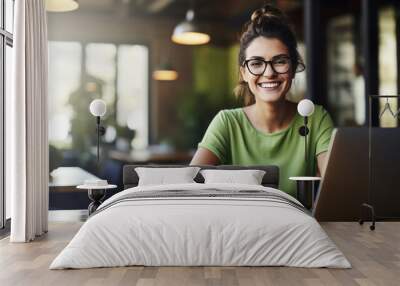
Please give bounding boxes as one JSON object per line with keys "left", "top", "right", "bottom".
{"left": 250, "top": 4, "right": 286, "bottom": 23}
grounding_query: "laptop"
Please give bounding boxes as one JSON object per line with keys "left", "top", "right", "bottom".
{"left": 312, "top": 127, "right": 400, "bottom": 221}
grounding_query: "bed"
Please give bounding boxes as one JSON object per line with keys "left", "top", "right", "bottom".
{"left": 50, "top": 165, "right": 350, "bottom": 269}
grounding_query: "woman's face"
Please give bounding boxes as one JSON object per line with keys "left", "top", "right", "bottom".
{"left": 240, "top": 37, "right": 293, "bottom": 103}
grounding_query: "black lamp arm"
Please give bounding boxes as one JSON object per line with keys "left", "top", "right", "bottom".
{"left": 298, "top": 116, "right": 309, "bottom": 167}
{"left": 96, "top": 125, "right": 106, "bottom": 136}
{"left": 95, "top": 116, "right": 106, "bottom": 165}
{"left": 298, "top": 117, "right": 309, "bottom": 136}
{"left": 96, "top": 116, "right": 106, "bottom": 136}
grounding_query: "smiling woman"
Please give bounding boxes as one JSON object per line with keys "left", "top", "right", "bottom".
{"left": 190, "top": 4, "right": 333, "bottom": 197}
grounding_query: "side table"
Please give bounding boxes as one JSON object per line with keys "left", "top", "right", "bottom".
{"left": 289, "top": 176, "right": 321, "bottom": 210}
{"left": 77, "top": 184, "right": 117, "bottom": 215}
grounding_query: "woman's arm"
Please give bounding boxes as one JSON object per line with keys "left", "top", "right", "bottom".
{"left": 190, "top": 147, "right": 220, "bottom": 165}
{"left": 316, "top": 151, "right": 328, "bottom": 177}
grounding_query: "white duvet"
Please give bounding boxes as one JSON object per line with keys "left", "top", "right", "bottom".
{"left": 50, "top": 183, "right": 351, "bottom": 269}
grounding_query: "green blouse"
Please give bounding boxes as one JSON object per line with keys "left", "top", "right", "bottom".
{"left": 198, "top": 105, "right": 334, "bottom": 197}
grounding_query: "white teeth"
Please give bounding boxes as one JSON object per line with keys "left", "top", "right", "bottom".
{"left": 259, "top": 82, "right": 279, "bottom": 88}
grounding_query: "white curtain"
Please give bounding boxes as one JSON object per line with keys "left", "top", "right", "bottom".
{"left": 8, "top": 0, "right": 49, "bottom": 242}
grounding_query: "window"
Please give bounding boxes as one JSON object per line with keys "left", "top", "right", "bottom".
{"left": 49, "top": 41, "right": 149, "bottom": 149}
{"left": 48, "top": 41, "right": 82, "bottom": 146}
{"left": 48, "top": 41, "right": 149, "bottom": 209}
{"left": 117, "top": 45, "right": 149, "bottom": 148}
{"left": 327, "top": 15, "right": 358, "bottom": 125}
{"left": 1, "top": 0, "right": 14, "bottom": 229}
{"left": 379, "top": 6, "right": 398, "bottom": 127}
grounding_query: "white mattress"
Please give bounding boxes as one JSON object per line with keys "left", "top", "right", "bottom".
{"left": 50, "top": 183, "right": 351, "bottom": 269}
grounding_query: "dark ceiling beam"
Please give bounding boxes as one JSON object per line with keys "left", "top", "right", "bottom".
{"left": 361, "top": 0, "right": 379, "bottom": 126}
{"left": 395, "top": 1, "right": 400, "bottom": 126}
{"left": 304, "top": 0, "right": 322, "bottom": 103}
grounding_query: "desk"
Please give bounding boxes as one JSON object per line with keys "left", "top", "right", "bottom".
{"left": 109, "top": 149, "right": 194, "bottom": 164}
{"left": 50, "top": 167, "right": 100, "bottom": 189}
{"left": 49, "top": 167, "right": 101, "bottom": 210}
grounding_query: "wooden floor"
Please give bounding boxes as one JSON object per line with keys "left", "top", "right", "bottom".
{"left": 0, "top": 221, "right": 399, "bottom": 286}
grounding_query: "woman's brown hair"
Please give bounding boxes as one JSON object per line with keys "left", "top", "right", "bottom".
{"left": 234, "top": 4, "right": 305, "bottom": 106}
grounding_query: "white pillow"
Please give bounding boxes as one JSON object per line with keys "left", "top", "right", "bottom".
{"left": 135, "top": 167, "right": 200, "bottom": 186}
{"left": 200, "top": 169, "right": 266, "bottom": 185}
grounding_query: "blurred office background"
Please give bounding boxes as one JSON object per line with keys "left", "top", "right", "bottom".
{"left": 44, "top": 0, "right": 400, "bottom": 209}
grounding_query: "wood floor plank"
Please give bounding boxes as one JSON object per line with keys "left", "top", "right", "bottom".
{"left": 117, "top": 267, "right": 143, "bottom": 286}
{"left": 204, "top": 267, "right": 221, "bottom": 279}
{"left": 303, "top": 278, "right": 324, "bottom": 286}
{"left": 135, "top": 278, "right": 155, "bottom": 286}
{"left": 0, "top": 222, "right": 400, "bottom": 286}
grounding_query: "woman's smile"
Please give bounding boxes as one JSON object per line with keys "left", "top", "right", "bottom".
{"left": 257, "top": 80, "right": 283, "bottom": 90}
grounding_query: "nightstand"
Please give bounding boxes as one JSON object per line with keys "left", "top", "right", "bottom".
{"left": 77, "top": 184, "right": 117, "bottom": 215}
{"left": 289, "top": 176, "right": 321, "bottom": 210}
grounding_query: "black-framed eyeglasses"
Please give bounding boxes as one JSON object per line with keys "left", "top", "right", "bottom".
{"left": 243, "top": 56, "right": 291, "bottom": 76}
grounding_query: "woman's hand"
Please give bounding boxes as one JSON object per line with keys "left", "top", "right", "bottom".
{"left": 190, "top": 147, "right": 220, "bottom": 165}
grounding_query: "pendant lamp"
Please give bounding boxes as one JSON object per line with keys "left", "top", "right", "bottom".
{"left": 46, "top": 0, "right": 79, "bottom": 12}
{"left": 171, "top": 9, "right": 210, "bottom": 45}
{"left": 153, "top": 62, "right": 178, "bottom": 81}
{"left": 297, "top": 99, "right": 315, "bottom": 164}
